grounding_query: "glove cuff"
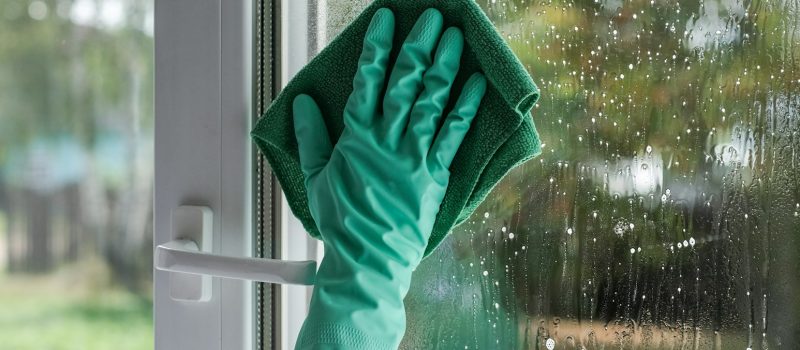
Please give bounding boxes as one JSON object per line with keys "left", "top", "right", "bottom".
{"left": 296, "top": 321, "right": 396, "bottom": 350}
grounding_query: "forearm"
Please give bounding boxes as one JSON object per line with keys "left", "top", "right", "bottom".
{"left": 296, "top": 241, "right": 414, "bottom": 350}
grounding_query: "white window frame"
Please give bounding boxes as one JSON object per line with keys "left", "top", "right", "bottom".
{"left": 154, "top": 1, "right": 254, "bottom": 349}
{"left": 154, "top": 1, "right": 321, "bottom": 349}
{"left": 276, "top": 3, "right": 327, "bottom": 349}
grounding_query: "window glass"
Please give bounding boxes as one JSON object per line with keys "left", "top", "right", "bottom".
{"left": 326, "top": 0, "right": 799, "bottom": 348}
{"left": 0, "top": 1, "right": 154, "bottom": 349}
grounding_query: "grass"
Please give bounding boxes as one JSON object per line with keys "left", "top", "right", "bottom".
{"left": 0, "top": 259, "right": 153, "bottom": 350}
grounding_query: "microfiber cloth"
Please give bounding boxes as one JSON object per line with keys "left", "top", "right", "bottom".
{"left": 251, "top": 0, "right": 542, "bottom": 258}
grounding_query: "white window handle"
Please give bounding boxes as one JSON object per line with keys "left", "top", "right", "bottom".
{"left": 155, "top": 206, "right": 317, "bottom": 302}
{"left": 155, "top": 239, "right": 316, "bottom": 285}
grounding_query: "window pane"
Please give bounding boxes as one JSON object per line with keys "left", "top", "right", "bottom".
{"left": 321, "top": 1, "right": 799, "bottom": 349}
{"left": 0, "top": 1, "right": 154, "bottom": 349}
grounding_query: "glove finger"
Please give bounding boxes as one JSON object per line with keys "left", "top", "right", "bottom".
{"left": 405, "top": 27, "right": 464, "bottom": 155}
{"left": 293, "top": 94, "right": 333, "bottom": 181}
{"left": 381, "top": 8, "right": 443, "bottom": 143}
{"left": 428, "top": 73, "right": 487, "bottom": 172}
{"left": 344, "top": 8, "right": 395, "bottom": 130}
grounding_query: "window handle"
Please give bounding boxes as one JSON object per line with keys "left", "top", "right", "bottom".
{"left": 155, "top": 239, "right": 317, "bottom": 285}
{"left": 155, "top": 206, "right": 316, "bottom": 302}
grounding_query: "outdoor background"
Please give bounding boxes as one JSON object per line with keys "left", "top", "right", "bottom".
{"left": 384, "top": 0, "right": 799, "bottom": 348}
{"left": 0, "top": 0, "right": 153, "bottom": 349}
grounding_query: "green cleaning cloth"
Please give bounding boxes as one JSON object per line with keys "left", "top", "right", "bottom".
{"left": 251, "top": 0, "right": 541, "bottom": 258}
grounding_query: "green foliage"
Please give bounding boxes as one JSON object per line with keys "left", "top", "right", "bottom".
{"left": 0, "top": 263, "right": 152, "bottom": 350}
{"left": 0, "top": 2, "right": 154, "bottom": 348}
{"left": 0, "top": 0, "right": 153, "bottom": 147}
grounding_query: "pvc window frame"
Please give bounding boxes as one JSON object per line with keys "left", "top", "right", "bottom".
{"left": 154, "top": 1, "right": 254, "bottom": 349}
{"left": 275, "top": 2, "right": 326, "bottom": 349}
{"left": 154, "top": 1, "right": 322, "bottom": 349}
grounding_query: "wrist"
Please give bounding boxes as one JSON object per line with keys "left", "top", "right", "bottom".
{"left": 295, "top": 321, "right": 396, "bottom": 350}
{"left": 312, "top": 244, "right": 413, "bottom": 315}
{"left": 296, "top": 242, "right": 415, "bottom": 350}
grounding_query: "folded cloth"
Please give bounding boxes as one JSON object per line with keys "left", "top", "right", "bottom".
{"left": 251, "top": 0, "right": 541, "bottom": 258}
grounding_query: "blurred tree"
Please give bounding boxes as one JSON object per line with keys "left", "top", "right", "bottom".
{"left": 0, "top": 0, "right": 154, "bottom": 296}
{"left": 400, "top": 0, "right": 800, "bottom": 348}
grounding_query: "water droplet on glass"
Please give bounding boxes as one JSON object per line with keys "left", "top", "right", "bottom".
{"left": 484, "top": 212, "right": 490, "bottom": 218}
{"left": 567, "top": 228, "right": 573, "bottom": 235}
{"left": 508, "top": 232, "right": 515, "bottom": 239}
{"left": 482, "top": 270, "right": 489, "bottom": 276}
{"left": 614, "top": 222, "right": 626, "bottom": 236}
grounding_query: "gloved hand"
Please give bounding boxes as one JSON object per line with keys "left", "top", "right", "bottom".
{"left": 292, "top": 7, "right": 487, "bottom": 350}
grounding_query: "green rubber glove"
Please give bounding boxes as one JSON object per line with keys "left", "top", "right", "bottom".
{"left": 292, "top": 8, "right": 487, "bottom": 350}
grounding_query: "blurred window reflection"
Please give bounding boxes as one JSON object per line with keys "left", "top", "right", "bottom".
{"left": 321, "top": 0, "right": 799, "bottom": 349}
{"left": 0, "top": 1, "right": 154, "bottom": 349}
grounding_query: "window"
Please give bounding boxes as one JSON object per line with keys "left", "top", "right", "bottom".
{"left": 15, "top": 0, "right": 791, "bottom": 349}
{"left": 0, "top": 1, "right": 154, "bottom": 349}
{"left": 151, "top": 0, "right": 799, "bottom": 348}
{"left": 312, "top": 1, "right": 799, "bottom": 349}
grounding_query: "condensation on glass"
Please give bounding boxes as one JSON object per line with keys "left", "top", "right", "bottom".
{"left": 325, "top": 0, "right": 799, "bottom": 348}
